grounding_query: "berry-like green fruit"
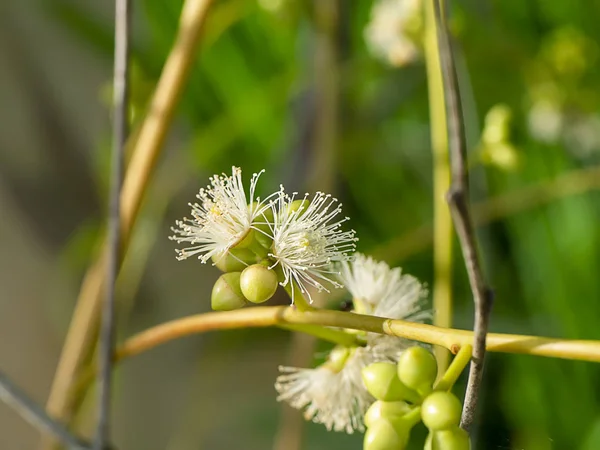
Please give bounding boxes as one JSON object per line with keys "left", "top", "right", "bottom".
{"left": 363, "top": 418, "right": 410, "bottom": 450}
{"left": 211, "top": 248, "right": 257, "bottom": 273}
{"left": 240, "top": 264, "right": 279, "bottom": 303}
{"left": 364, "top": 401, "right": 411, "bottom": 428}
{"left": 362, "top": 362, "right": 419, "bottom": 402}
{"left": 397, "top": 346, "right": 437, "bottom": 395}
{"left": 425, "top": 427, "right": 471, "bottom": 450}
{"left": 421, "top": 391, "right": 462, "bottom": 431}
{"left": 211, "top": 272, "right": 247, "bottom": 311}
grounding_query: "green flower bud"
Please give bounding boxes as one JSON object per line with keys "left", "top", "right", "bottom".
{"left": 425, "top": 427, "right": 471, "bottom": 450}
{"left": 362, "top": 362, "right": 420, "bottom": 403}
{"left": 397, "top": 346, "right": 437, "bottom": 396}
{"left": 240, "top": 264, "right": 278, "bottom": 303}
{"left": 421, "top": 391, "right": 462, "bottom": 431}
{"left": 211, "top": 272, "right": 247, "bottom": 311}
{"left": 363, "top": 418, "right": 410, "bottom": 450}
{"left": 364, "top": 401, "right": 411, "bottom": 428}
{"left": 211, "top": 248, "right": 257, "bottom": 273}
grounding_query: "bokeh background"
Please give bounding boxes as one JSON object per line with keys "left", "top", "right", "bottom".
{"left": 2, "top": 0, "right": 600, "bottom": 449}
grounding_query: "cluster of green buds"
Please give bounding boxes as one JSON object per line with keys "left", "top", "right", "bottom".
{"left": 361, "top": 347, "right": 470, "bottom": 450}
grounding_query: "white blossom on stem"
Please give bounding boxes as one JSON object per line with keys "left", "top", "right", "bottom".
{"left": 275, "top": 254, "right": 430, "bottom": 433}
{"left": 268, "top": 190, "right": 358, "bottom": 303}
{"left": 170, "top": 167, "right": 272, "bottom": 263}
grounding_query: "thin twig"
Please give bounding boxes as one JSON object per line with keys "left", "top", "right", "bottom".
{"left": 95, "top": 1, "right": 130, "bottom": 449}
{"left": 432, "top": 0, "right": 494, "bottom": 431}
{"left": 0, "top": 370, "right": 89, "bottom": 450}
{"left": 42, "top": 2, "right": 214, "bottom": 446}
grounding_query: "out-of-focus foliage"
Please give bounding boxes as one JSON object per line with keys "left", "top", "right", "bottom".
{"left": 3, "top": 0, "right": 600, "bottom": 448}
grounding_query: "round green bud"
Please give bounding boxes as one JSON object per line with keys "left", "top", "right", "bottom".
{"left": 211, "top": 248, "right": 257, "bottom": 273}
{"left": 363, "top": 418, "right": 410, "bottom": 450}
{"left": 421, "top": 391, "right": 462, "bottom": 431}
{"left": 240, "top": 264, "right": 278, "bottom": 304}
{"left": 425, "top": 428, "right": 471, "bottom": 450}
{"left": 362, "top": 362, "right": 419, "bottom": 402}
{"left": 397, "top": 346, "right": 437, "bottom": 395}
{"left": 211, "top": 272, "right": 247, "bottom": 311}
{"left": 364, "top": 401, "right": 411, "bottom": 428}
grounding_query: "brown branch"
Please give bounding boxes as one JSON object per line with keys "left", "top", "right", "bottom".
{"left": 432, "top": 0, "right": 494, "bottom": 432}
{"left": 95, "top": 0, "right": 130, "bottom": 449}
{"left": 0, "top": 370, "right": 90, "bottom": 450}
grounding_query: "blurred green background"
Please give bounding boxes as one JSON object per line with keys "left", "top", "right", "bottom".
{"left": 2, "top": 0, "right": 600, "bottom": 449}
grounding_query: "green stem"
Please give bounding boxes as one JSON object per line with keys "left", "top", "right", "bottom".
{"left": 434, "top": 344, "right": 473, "bottom": 391}
{"left": 425, "top": 0, "right": 453, "bottom": 376}
{"left": 403, "top": 406, "right": 423, "bottom": 429}
{"left": 277, "top": 324, "right": 359, "bottom": 347}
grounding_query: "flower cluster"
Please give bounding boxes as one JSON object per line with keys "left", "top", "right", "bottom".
{"left": 275, "top": 253, "right": 430, "bottom": 434}
{"left": 170, "top": 168, "right": 431, "bottom": 436}
{"left": 170, "top": 167, "right": 357, "bottom": 305}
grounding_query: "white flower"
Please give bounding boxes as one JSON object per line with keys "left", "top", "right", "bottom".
{"left": 268, "top": 190, "right": 357, "bottom": 303}
{"left": 275, "top": 255, "right": 430, "bottom": 433}
{"left": 364, "top": 0, "right": 423, "bottom": 67}
{"left": 170, "top": 167, "right": 272, "bottom": 263}
{"left": 339, "top": 253, "right": 430, "bottom": 323}
{"left": 276, "top": 347, "right": 376, "bottom": 434}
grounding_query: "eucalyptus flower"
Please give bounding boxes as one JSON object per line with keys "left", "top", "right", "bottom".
{"left": 268, "top": 190, "right": 357, "bottom": 303}
{"left": 170, "top": 167, "right": 272, "bottom": 263}
{"left": 275, "top": 255, "right": 430, "bottom": 433}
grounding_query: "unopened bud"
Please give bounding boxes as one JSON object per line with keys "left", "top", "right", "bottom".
{"left": 425, "top": 427, "right": 471, "bottom": 450}
{"left": 240, "top": 264, "right": 278, "bottom": 303}
{"left": 211, "top": 272, "right": 248, "bottom": 311}
{"left": 364, "top": 401, "right": 411, "bottom": 428}
{"left": 363, "top": 417, "right": 410, "bottom": 450}
{"left": 421, "top": 391, "right": 462, "bottom": 431}
{"left": 362, "top": 362, "right": 420, "bottom": 403}
{"left": 397, "top": 346, "right": 437, "bottom": 396}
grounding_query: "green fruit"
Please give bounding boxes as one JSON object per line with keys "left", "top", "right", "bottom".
{"left": 240, "top": 264, "right": 279, "bottom": 303}
{"left": 397, "top": 346, "right": 437, "bottom": 395}
{"left": 425, "top": 428, "right": 471, "bottom": 450}
{"left": 211, "top": 248, "right": 257, "bottom": 272}
{"left": 421, "top": 391, "right": 462, "bottom": 431}
{"left": 211, "top": 272, "right": 247, "bottom": 311}
{"left": 362, "top": 362, "right": 419, "bottom": 402}
{"left": 363, "top": 418, "right": 409, "bottom": 450}
{"left": 364, "top": 401, "right": 411, "bottom": 428}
